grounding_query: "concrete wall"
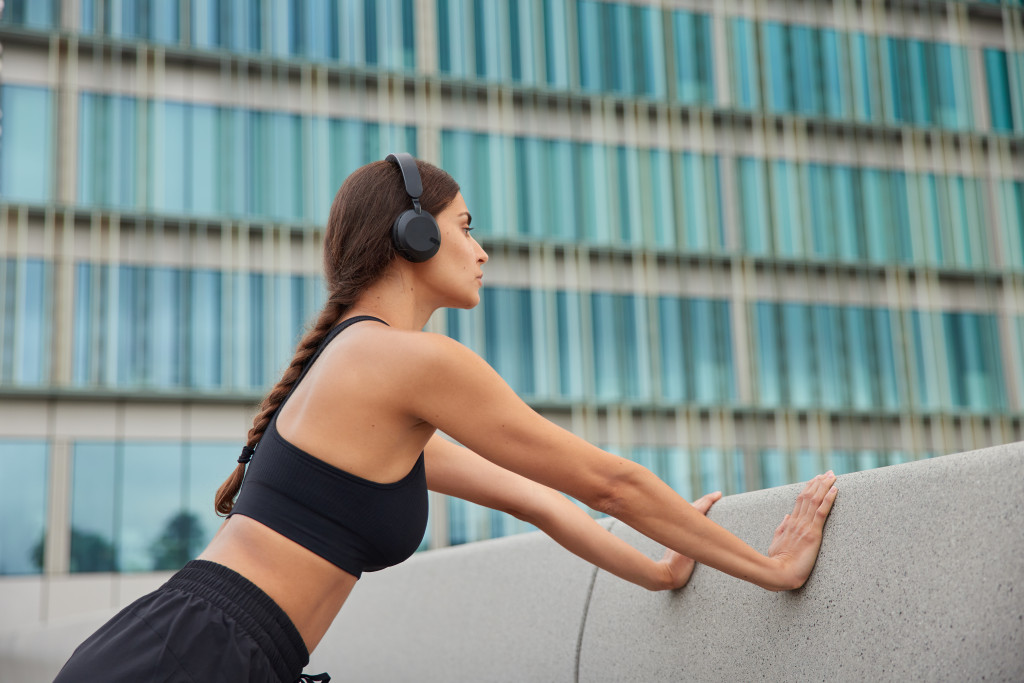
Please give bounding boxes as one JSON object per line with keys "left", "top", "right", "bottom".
{"left": 3, "top": 445, "right": 1022, "bottom": 682}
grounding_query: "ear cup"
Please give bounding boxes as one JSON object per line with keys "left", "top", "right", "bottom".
{"left": 392, "top": 209, "right": 441, "bottom": 263}
{"left": 385, "top": 152, "right": 441, "bottom": 263}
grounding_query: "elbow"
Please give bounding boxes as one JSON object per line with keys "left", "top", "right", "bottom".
{"left": 587, "top": 459, "right": 646, "bottom": 520}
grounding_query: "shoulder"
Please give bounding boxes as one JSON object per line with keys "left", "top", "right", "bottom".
{"left": 332, "top": 326, "right": 486, "bottom": 379}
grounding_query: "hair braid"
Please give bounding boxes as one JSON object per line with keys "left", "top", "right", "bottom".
{"left": 214, "top": 296, "right": 347, "bottom": 516}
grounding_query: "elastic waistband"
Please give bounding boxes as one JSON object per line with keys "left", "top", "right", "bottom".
{"left": 164, "top": 559, "right": 309, "bottom": 682}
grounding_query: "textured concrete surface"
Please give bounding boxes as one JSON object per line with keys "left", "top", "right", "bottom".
{"left": 2, "top": 446, "right": 1022, "bottom": 682}
{"left": 308, "top": 525, "right": 602, "bottom": 681}
{"left": 579, "top": 444, "right": 1024, "bottom": 682}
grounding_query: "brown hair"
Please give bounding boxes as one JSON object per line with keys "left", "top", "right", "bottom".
{"left": 215, "top": 158, "right": 460, "bottom": 515}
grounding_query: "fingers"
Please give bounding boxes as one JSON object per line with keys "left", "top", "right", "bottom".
{"left": 789, "top": 472, "right": 837, "bottom": 527}
{"left": 816, "top": 483, "right": 839, "bottom": 521}
{"left": 692, "top": 491, "right": 722, "bottom": 515}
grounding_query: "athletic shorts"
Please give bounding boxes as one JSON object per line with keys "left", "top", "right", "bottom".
{"left": 53, "top": 559, "right": 329, "bottom": 682}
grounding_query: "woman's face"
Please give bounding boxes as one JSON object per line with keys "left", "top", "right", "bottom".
{"left": 417, "top": 191, "right": 488, "bottom": 309}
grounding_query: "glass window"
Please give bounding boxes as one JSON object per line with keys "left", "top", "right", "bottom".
{"left": 554, "top": 291, "right": 584, "bottom": 399}
{"left": 0, "top": 259, "right": 51, "bottom": 385}
{"left": 730, "top": 18, "right": 761, "bottom": 110}
{"left": 482, "top": 288, "right": 535, "bottom": 396}
{"left": 782, "top": 303, "right": 814, "bottom": 408}
{"left": 738, "top": 157, "right": 770, "bottom": 255}
{"left": 759, "top": 449, "right": 790, "bottom": 489}
{"left": 1, "top": 0, "right": 60, "bottom": 28}
{"left": 0, "top": 441, "right": 48, "bottom": 575}
{"left": 770, "top": 160, "right": 803, "bottom": 257}
{"left": 81, "top": 0, "right": 181, "bottom": 44}
{"left": 678, "top": 153, "right": 725, "bottom": 253}
{"left": 762, "top": 23, "right": 792, "bottom": 114}
{"left": 820, "top": 29, "right": 849, "bottom": 119}
{"left": 543, "top": 0, "right": 570, "bottom": 88}
{"left": 590, "top": 292, "right": 651, "bottom": 401}
{"left": 753, "top": 303, "right": 781, "bottom": 407}
{"left": 0, "top": 86, "right": 53, "bottom": 203}
{"left": 792, "top": 26, "right": 822, "bottom": 116}
{"left": 79, "top": 93, "right": 139, "bottom": 210}
{"left": 850, "top": 33, "right": 878, "bottom": 123}
{"left": 671, "top": 10, "right": 714, "bottom": 106}
{"left": 985, "top": 49, "right": 1015, "bottom": 133}
{"left": 658, "top": 296, "right": 688, "bottom": 403}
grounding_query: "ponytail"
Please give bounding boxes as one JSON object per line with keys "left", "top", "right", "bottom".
{"left": 214, "top": 296, "right": 347, "bottom": 516}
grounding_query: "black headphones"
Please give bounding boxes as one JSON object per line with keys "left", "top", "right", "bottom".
{"left": 386, "top": 152, "right": 441, "bottom": 263}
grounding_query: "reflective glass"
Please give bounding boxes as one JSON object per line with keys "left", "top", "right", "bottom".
{"left": 0, "top": 441, "right": 48, "bottom": 575}
{"left": 0, "top": 86, "right": 53, "bottom": 203}
{"left": 671, "top": 10, "right": 714, "bottom": 105}
{"left": 482, "top": 288, "right": 535, "bottom": 396}
{"left": 79, "top": 94, "right": 139, "bottom": 210}
{"left": 738, "top": 158, "right": 770, "bottom": 255}
{"left": 1, "top": 0, "right": 59, "bottom": 28}
{"left": 759, "top": 449, "right": 789, "bottom": 489}
{"left": 762, "top": 23, "right": 792, "bottom": 113}
{"left": 81, "top": 0, "right": 180, "bottom": 44}
{"left": 730, "top": 19, "right": 761, "bottom": 110}
{"left": 754, "top": 303, "right": 781, "bottom": 407}
{"left": 985, "top": 49, "right": 1015, "bottom": 133}
{"left": 70, "top": 443, "right": 118, "bottom": 572}
{"left": 0, "top": 259, "right": 51, "bottom": 385}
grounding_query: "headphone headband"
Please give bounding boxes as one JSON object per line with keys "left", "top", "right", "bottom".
{"left": 385, "top": 152, "right": 423, "bottom": 200}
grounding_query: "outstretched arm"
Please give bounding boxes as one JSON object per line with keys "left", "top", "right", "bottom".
{"left": 424, "top": 434, "right": 720, "bottom": 591}
{"left": 398, "top": 334, "right": 838, "bottom": 592}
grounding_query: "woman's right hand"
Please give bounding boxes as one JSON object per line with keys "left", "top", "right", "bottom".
{"left": 766, "top": 472, "right": 839, "bottom": 591}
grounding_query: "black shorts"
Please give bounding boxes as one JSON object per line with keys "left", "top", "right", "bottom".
{"left": 53, "top": 560, "right": 317, "bottom": 683}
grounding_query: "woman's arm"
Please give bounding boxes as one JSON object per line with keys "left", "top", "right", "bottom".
{"left": 397, "top": 333, "right": 837, "bottom": 592}
{"left": 424, "top": 434, "right": 721, "bottom": 591}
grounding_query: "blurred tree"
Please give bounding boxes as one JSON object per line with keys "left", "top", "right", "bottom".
{"left": 149, "top": 510, "right": 206, "bottom": 571}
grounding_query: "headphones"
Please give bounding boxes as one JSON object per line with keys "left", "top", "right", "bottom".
{"left": 386, "top": 152, "right": 441, "bottom": 263}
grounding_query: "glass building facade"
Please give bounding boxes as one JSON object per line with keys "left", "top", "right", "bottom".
{"left": 0, "top": 0, "right": 1022, "bottom": 579}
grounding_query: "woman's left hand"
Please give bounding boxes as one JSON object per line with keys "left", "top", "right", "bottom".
{"left": 657, "top": 491, "right": 723, "bottom": 590}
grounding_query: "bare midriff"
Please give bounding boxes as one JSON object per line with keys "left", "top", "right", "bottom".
{"left": 198, "top": 514, "right": 359, "bottom": 653}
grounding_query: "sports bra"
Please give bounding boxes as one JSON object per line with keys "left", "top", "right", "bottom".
{"left": 230, "top": 316, "right": 429, "bottom": 579}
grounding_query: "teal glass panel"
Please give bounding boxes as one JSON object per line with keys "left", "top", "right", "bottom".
{"left": 548, "top": 140, "right": 578, "bottom": 241}
{"left": 191, "top": 0, "right": 262, "bottom": 53}
{"left": 759, "top": 449, "right": 789, "bottom": 489}
{"left": 944, "top": 313, "right": 1005, "bottom": 412}
{"left": 997, "top": 181, "right": 1024, "bottom": 269}
{"left": 0, "top": 441, "right": 48, "bottom": 575}
{"left": 70, "top": 443, "right": 118, "bottom": 572}
{"left": 762, "top": 23, "right": 792, "bottom": 113}
{"left": 873, "top": 309, "right": 900, "bottom": 410}
{"left": 985, "top": 49, "right": 1014, "bottom": 133}
{"left": 698, "top": 448, "right": 727, "bottom": 496}
{"left": 554, "top": 291, "right": 584, "bottom": 399}
{"left": 671, "top": 10, "right": 714, "bottom": 105}
{"left": 695, "top": 299, "right": 735, "bottom": 404}
{"left": 918, "top": 174, "right": 946, "bottom": 266}
{"left": 638, "top": 6, "right": 667, "bottom": 98}
{"left": 806, "top": 164, "right": 835, "bottom": 259}
{"left": 184, "top": 443, "right": 235, "bottom": 553}
{"left": 792, "top": 26, "right": 822, "bottom": 116}
{"left": 862, "top": 169, "right": 892, "bottom": 263}
{"left": 782, "top": 303, "right": 814, "bottom": 408}
{"left": 738, "top": 158, "right": 770, "bottom": 255}
{"left": 821, "top": 29, "right": 849, "bottom": 119}
{"left": 482, "top": 288, "right": 535, "bottom": 396}
{"left": 827, "top": 450, "right": 857, "bottom": 476}
{"left": 78, "top": 93, "right": 139, "bottom": 210}
{"left": 0, "top": 86, "right": 53, "bottom": 203}
{"left": 81, "top": 0, "right": 180, "bottom": 44}
{"left": 614, "top": 147, "right": 642, "bottom": 245}
{"left": 754, "top": 303, "right": 781, "bottom": 407}
{"left": 730, "top": 18, "right": 760, "bottom": 110}
{"left": 850, "top": 33, "right": 877, "bottom": 122}
{"left": 0, "top": 259, "right": 51, "bottom": 386}
{"left": 908, "top": 311, "right": 940, "bottom": 411}
{"left": 678, "top": 153, "right": 724, "bottom": 253}
{"left": 812, "top": 306, "right": 845, "bottom": 409}
{"left": 770, "top": 160, "right": 803, "bottom": 258}
{"left": 658, "top": 297, "right": 687, "bottom": 402}
{"left": 644, "top": 149, "right": 674, "bottom": 249}
{"left": 2, "top": 0, "right": 59, "bottom": 28}
{"left": 843, "top": 307, "right": 874, "bottom": 410}
{"left": 188, "top": 270, "right": 223, "bottom": 389}
{"left": 795, "top": 449, "right": 822, "bottom": 482}
{"left": 121, "top": 443, "right": 184, "bottom": 571}
{"left": 891, "top": 172, "right": 915, "bottom": 264}
{"left": 543, "top": 0, "right": 570, "bottom": 88}
{"left": 832, "top": 166, "right": 861, "bottom": 262}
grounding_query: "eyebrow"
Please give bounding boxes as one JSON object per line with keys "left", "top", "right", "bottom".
{"left": 458, "top": 211, "right": 473, "bottom": 225}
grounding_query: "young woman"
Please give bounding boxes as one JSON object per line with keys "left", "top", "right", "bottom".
{"left": 55, "top": 155, "right": 838, "bottom": 682}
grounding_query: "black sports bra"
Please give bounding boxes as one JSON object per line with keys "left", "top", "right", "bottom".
{"left": 230, "top": 316, "right": 429, "bottom": 579}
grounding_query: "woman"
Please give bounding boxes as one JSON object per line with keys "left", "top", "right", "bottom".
{"left": 55, "top": 155, "right": 838, "bottom": 682}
